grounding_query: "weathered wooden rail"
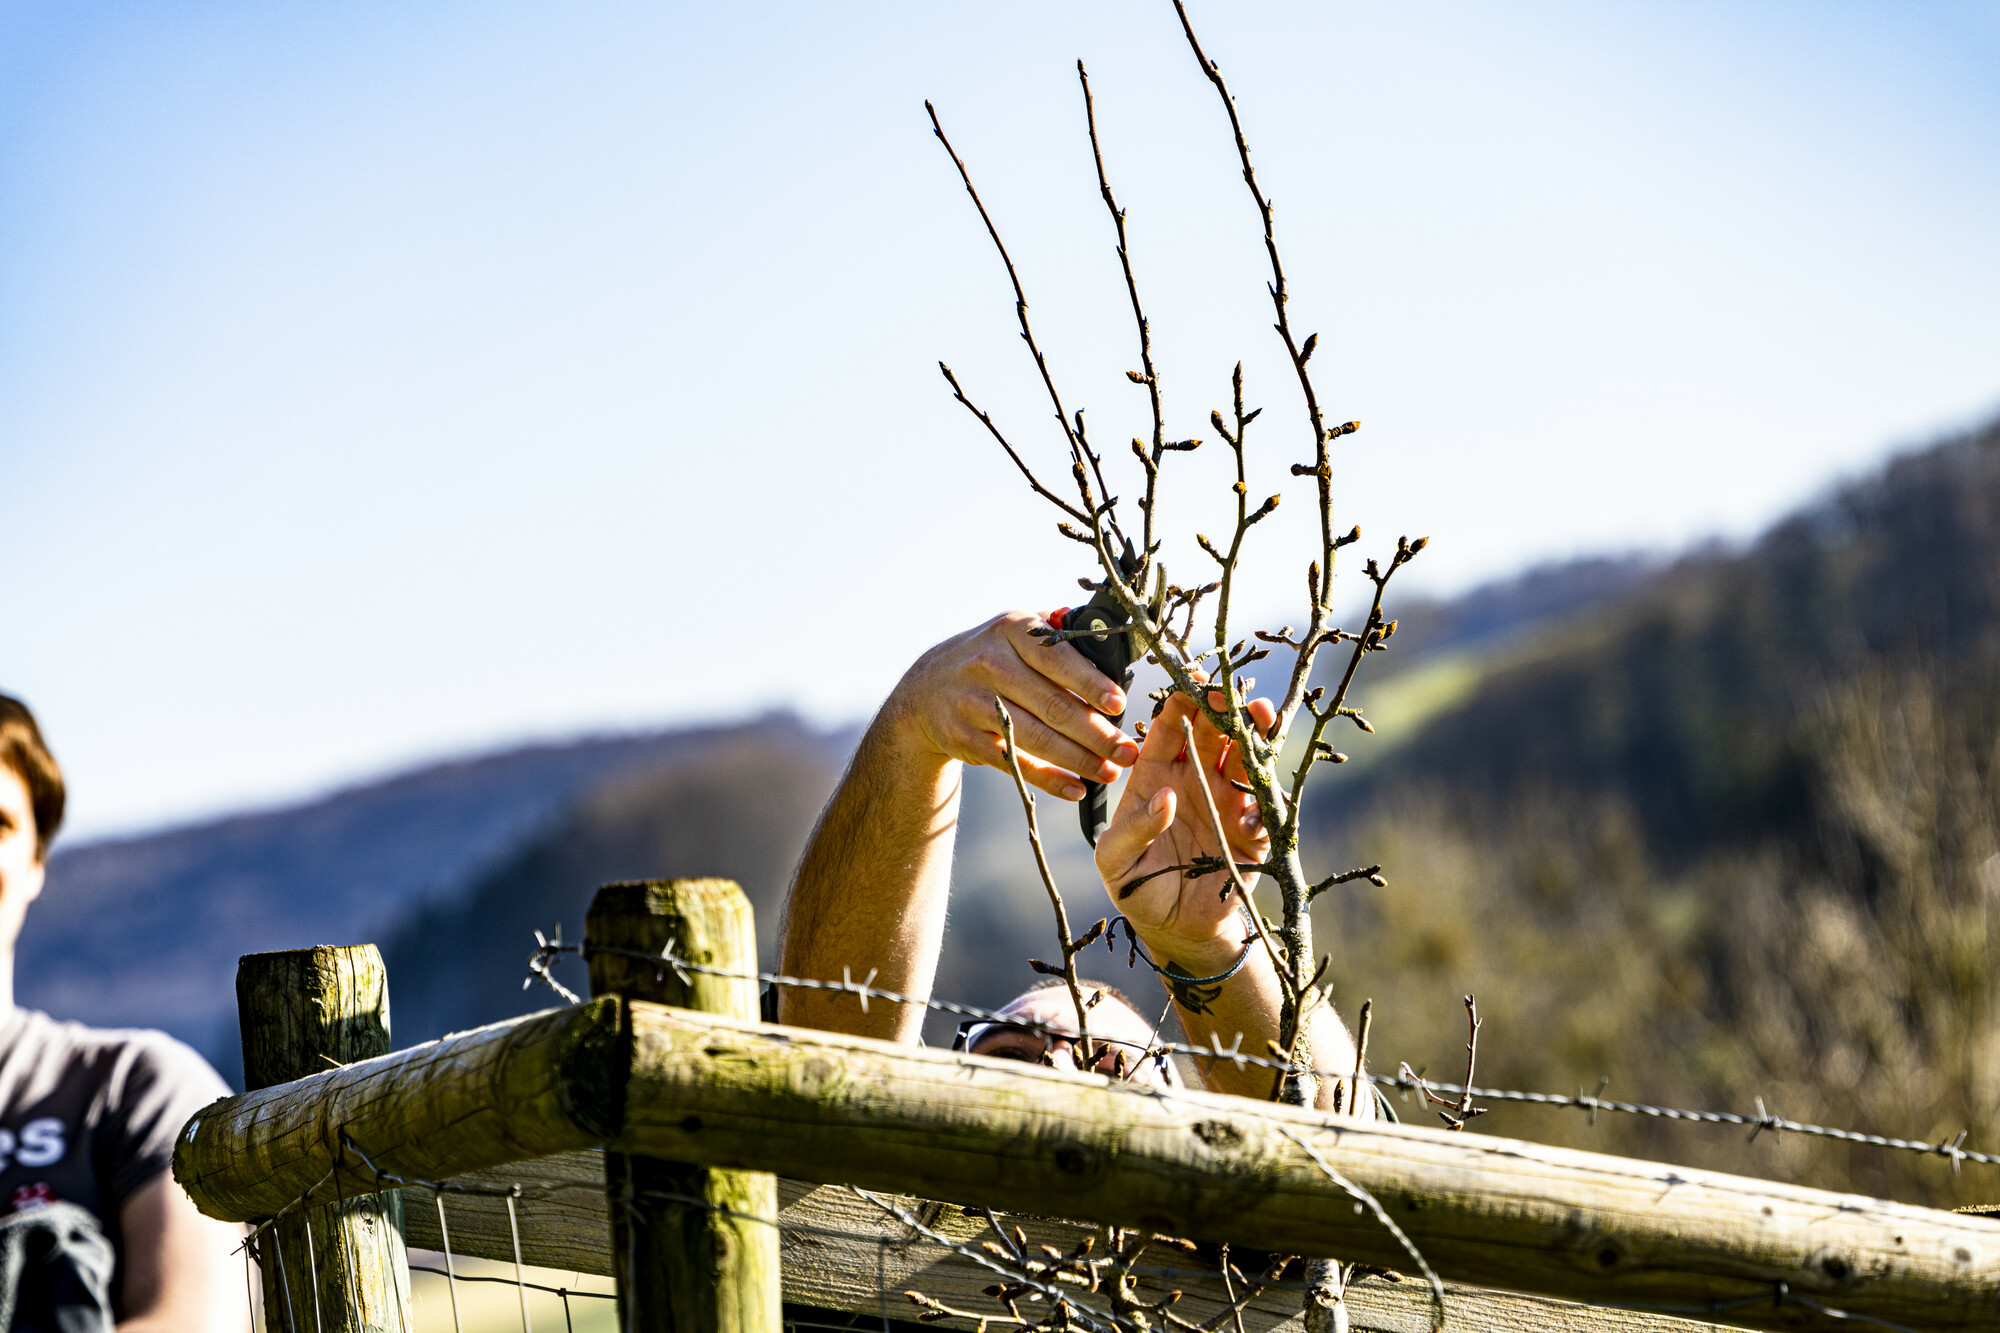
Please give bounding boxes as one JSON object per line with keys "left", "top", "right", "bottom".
{"left": 174, "top": 880, "right": 2000, "bottom": 1332}
{"left": 400, "top": 1153, "right": 1735, "bottom": 1332}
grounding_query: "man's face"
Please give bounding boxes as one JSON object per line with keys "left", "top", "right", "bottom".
{"left": 965, "top": 987, "right": 1171, "bottom": 1087}
{"left": 0, "top": 766, "right": 45, "bottom": 930}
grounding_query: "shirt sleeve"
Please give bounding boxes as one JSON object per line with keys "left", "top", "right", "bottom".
{"left": 99, "top": 1033, "right": 233, "bottom": 1208}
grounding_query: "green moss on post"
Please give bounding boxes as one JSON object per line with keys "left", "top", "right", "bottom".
{"left": 588, "top": 880, "right": 779, "bottom": 1333}
{"left": 236, "top": 945, "right": 412, "bottom": 1333}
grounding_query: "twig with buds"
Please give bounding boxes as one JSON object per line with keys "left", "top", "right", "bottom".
{"left": 998, "top": 697, "right": 1103, "bottom": 1071}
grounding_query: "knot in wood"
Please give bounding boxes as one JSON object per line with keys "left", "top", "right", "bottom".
{"left": 1811, "top": 1248, "right": 1855, "bottom": 1285}
{"left": 1190, "top": 1119, "right": 1244, "bottom": 1153}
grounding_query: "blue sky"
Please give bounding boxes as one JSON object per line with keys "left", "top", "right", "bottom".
{"left": 4, "top": 1, "right": 1998, "bottom": 838}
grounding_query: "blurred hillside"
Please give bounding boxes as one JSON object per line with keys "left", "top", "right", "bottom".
{"left": 30, "top": 417, "right": 2000, "bottom": 1210}
{"left": 21, "top": 554, "right": 1642, "bottom": 1087}
{"left": 1305, "top": 414, "right": 2000, "bottom": 1209}
{"left": 20, "top": 717, "right": 853, "bottom": 1083}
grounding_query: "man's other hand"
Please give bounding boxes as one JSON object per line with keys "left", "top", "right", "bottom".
{"left": 1092, "top": 688, "right": 1275, "bottom": 962}
{"left": 884, "top": 611, "right": 1140, "bottom": 799}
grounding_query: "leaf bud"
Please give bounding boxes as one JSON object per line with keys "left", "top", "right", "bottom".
{"left": 1368, "top": 873, "right": 1386, "bottom": 887}
{"left": 1300, "top": 332, "right": 1318, "bottom": 362}
{"left": 1127, "top": 370, "right": 1149, "bottom": 384}
{"left": 1411, "top": 535, "right": 1430, "bottom": 553}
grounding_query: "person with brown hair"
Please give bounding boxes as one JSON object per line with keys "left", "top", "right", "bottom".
{"left": 0, "top": 695, "right": 248, "bottom": 1331}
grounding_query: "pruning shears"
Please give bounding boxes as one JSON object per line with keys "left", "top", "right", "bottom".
{"left": 1049, "top": 541, "right": 1157, "bottom": 847}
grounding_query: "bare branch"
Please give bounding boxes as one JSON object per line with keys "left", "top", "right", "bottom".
{"left": 1168, "top": 1, "right": 1340, "bottom": 604}
{"left": 997, "top": 697, "right": 1097, "bottom": 1071}
{"left": 1284, "top": 535, "right": 1427, "bottom": 845}
{"left": 941, "top": 363, "right": 1092, "bottom": 523}
{"left": 1079, "top": 61, "right": 1167, "bottom": 562}
{"left": 928, "top": 101, "right": 1124, "bottom": 547}
{"left": 1177, "top": 716, "right": 1293, "bottom": 1005}
{"left": 1306, "top": 864, "right": 1385, "bottom": 900}
{"left": 1349, "top": 997, "right": 1375, "bottom": 1119}
{"left": 1438, "top": 995, "right": 1489, "bottom": 1131}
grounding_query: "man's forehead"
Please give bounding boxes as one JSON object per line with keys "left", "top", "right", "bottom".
{"left": 1001, "top": 987, "right": 1153, "bottom": 1040}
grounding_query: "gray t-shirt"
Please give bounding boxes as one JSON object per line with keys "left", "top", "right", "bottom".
{"left": 0, "top": 1008, "right": 229, "bottom": 1264}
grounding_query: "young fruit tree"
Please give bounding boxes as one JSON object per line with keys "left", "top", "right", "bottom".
{"left": 931, "top": 0, "right": 1425, "bottom": 1116}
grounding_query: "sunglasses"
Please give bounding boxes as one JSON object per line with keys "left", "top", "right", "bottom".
{"left": 951, "top": 1019, "right": 1181, "bottom": 1086}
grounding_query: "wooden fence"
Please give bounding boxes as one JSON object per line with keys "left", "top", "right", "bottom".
{"left": 173, "top": 879, "right": 2000, "bottom": 1332}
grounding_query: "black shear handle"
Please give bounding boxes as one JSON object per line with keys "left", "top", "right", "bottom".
{"left": 1058, "top": 601, "right": 1137, "bottom": 847}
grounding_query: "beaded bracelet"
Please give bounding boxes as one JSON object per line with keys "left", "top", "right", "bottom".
{"left": 1112, "top": 904, "right": 1248, "bottom": 984}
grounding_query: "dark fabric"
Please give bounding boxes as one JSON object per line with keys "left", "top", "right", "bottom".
{"left": 0, "top": 1008, "right": 229, "bottom": 1262}
{"left": 0, "top": 1202, "right": 115, "bottom": 1333}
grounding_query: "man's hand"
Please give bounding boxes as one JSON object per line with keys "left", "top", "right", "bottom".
{"left": 779, "top": 610, "right": 1139, "bottom": 1041}
{"left": 1093, "top": 689, "right": 1274, "bottom": 963}
{"left": 883, "top": 611, "right": 1140, "bottom": 798}
{"left": 1085, "top": 688, "right": 1370, "bottom": 1108}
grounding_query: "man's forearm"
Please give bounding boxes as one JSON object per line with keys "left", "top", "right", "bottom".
{"left": 777, "top": 714, "right": 962, "bottom": 1041}
{"left": 1158, "top": 933, "right": 1366, "bottom": 1111}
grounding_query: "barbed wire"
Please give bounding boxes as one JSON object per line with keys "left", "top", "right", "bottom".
{"left": 1385, "top": 1078, "right": 1995, "bottom": 1173}
{"left": 525, "top": 933, "right": 2000, "bottom": 1177}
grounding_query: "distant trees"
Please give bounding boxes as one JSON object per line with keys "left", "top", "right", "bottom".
{"left": 1316, "top": 420, "right": 2000, "bottom": 1209}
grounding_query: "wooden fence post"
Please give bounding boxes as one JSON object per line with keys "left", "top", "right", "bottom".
{"left": 588, "top": 880, "right": 780, "bottom": 1333}
{"left": 238, "top": 946, "right": 412, "bottom": 1333}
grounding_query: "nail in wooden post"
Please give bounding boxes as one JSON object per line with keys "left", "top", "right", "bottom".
{"left": 588, "top": 879, "right": 779, "bottom": 1333}
{"left": 238, "top": 945, "right": 412, "bottom": 1333}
